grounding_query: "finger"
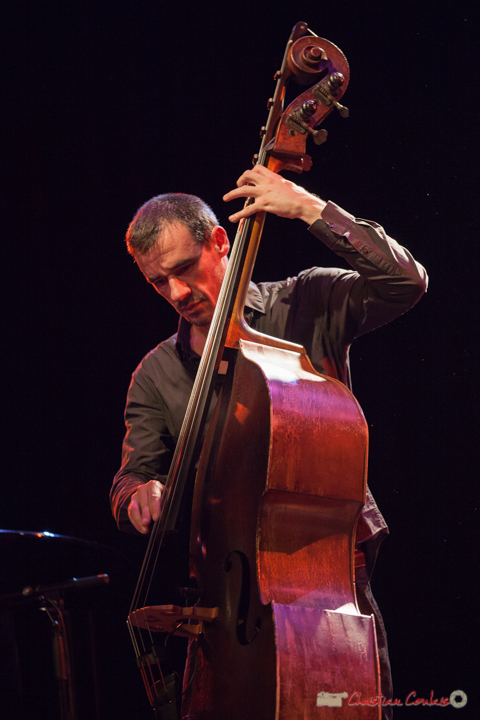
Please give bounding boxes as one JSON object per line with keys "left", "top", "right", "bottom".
{"left": 238, "top": 164, "right": 276, "bottom": 187}
{"left": 149, "top": 483, "right": 163, "bottom": 522}
{"left": 128, "top": 495, "right": 150, "bottom": 534}
{"left": 140, "top": 501, "right": 152, "bottom": 529}
{"left": 223, "top": 185, "right": 261, "bottom": 203}
{"left": 226, "top": 199, "right": 263, "bottom": 223}
{"left": 236, "top": 170, "right": 262, "bottom": 188}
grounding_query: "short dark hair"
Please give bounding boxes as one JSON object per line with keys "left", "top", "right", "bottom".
{"left": 125, "top": 193, "right": 219, "bottom": 257}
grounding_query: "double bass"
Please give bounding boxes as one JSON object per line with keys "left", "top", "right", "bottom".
{"left": 128, "top": 21, "right": 381, "bottom": 720}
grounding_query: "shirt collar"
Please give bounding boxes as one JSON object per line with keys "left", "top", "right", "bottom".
{"left": 176, "top": 281, "right": 265, "bottom": 361}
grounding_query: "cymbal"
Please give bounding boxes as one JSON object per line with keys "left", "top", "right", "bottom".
{"left": 0, "top": 529, "right": 125, "bottom": 596}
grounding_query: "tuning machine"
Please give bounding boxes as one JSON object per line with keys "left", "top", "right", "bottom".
{"left": 313, "top": 72, "right": 350, "bottom": 117}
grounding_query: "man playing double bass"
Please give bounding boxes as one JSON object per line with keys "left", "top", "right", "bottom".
{"left": 110, "top": 164, "right": 428, "bottom": 718}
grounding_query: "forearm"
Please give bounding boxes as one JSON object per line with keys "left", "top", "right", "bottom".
{"left": 111, "top": 361, "right": 177, "bottom": 532}
{"left": 309, "top": 201, "right": 428, "bottom": 304}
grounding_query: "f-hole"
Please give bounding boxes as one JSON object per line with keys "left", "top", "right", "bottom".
{"left": 224, "top": 550, "right": 259, "bottom": 646}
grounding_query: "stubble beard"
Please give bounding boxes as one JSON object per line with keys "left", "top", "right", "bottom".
{"left": 178, "top": 294, "right": 212, "bottom": 327}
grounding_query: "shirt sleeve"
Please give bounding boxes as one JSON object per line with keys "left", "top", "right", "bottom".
{"left": 110, "top": 354, "right": 178, "bottom": 533}
{"left": 307, "top": 201, "right": 428, "bottom": 339}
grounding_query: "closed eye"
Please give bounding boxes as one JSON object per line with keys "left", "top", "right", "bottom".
{"left": 176, "top": 262, "right": 194, "bottom": 276}
{"left": 151, "top": 262, "right": 195, "bottom": 288}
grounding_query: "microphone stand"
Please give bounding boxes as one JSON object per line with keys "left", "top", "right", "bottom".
{"left": 40, "top": 591, "right": 75, "bottom": 720}
{"left": 1, "top": 574, "right": 109, "bottom": 720}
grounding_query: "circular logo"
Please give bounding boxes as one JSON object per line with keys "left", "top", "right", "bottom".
{"left": 449, "top": 690, "right": 467, "bottom": 709}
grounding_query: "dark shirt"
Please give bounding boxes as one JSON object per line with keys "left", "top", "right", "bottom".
{"left": 110, "top": 201, "right": 428, "bottom": 554}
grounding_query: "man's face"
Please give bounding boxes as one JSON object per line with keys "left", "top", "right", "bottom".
{"left": 135, "top": 222, "right": 230, "bottom": 327}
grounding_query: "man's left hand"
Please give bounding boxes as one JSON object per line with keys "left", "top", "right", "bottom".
{"left": 223, "top": 165, "right": 326, "bottom": 225}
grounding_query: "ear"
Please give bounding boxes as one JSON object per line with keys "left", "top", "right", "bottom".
{"left": 210, "top": 226, "right": 230, "bottom": 258}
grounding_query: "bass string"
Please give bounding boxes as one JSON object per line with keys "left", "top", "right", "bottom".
{"left": 128, "top": 147, "right": 271, "bottom": 651}
{"left": 128, "top": 209, "right": 255, "bottom": 622}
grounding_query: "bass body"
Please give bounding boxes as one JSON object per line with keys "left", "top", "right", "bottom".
{"left": 186, "top": 339, "right": 380, "bottom": 720}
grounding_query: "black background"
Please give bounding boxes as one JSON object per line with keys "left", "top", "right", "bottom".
{"left": 2, "top": 0, "right": 478, "bottom": 718}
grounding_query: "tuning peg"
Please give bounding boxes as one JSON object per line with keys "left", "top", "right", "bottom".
{"left": 313, "top": 129, "right": 328, "bottom": 145}
{"left": 331, "top": 100, "right": 349, "bottom": 118}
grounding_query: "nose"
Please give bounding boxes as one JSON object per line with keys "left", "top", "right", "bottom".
{"left": 168, "top": 277, "right": 190, "bottom": 303}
